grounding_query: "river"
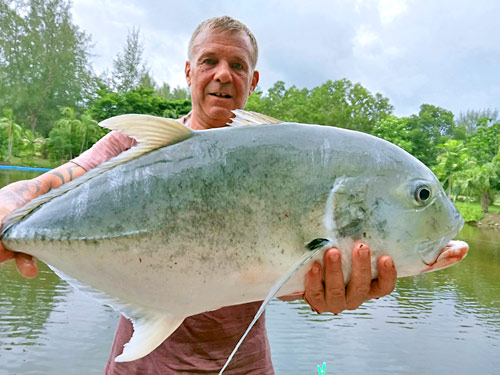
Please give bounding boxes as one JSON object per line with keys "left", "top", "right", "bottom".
{"left": 0, "top": 169, "right": 499, "bottom": 374}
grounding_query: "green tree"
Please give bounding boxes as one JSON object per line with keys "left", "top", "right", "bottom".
{"left": 457, "top": 161, "right": 499, "bottom": 213}
{"left": 155, "top": 83, "right": 190, "bottom": 101}
{"left": 18, "top": 128, "right": 46, "bottom": 164}
{"left": 245, "top": 79, "right": 393, "bottom": 131}
{"left": 465, "top": 119, "right": 500, "bottom": 165}
{"left": 405, "top": 104, "right": 455, "bottom": 166}
{"left": 111, "top": 27, "right": 149, "bottom": 92}
{"left": 88, "top": 87, "right": 191, "bottom": 122}
{"left": 0, "top": 0, "right": 95, "bottom": 135}
{"left": 371, "top": 115, "right": 413, "bottom": 153}
{"left": 456, "top": 108, "right": 499, "bottom": 135}
{"left": 433, "top": 139, "right": 473, "bottom": 199}
{"left": 0, "top": 109, "right": 23, "bottom": 161}
{"left": 46, "top": 107, "right": 106, "bottom": 161}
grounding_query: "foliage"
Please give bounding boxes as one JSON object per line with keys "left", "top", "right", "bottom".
{"left": 0, "top": 0, "right": 95, "bottom": 135}
{"left": 111, "top": 27, "right": 149, "bottom": 92}
{"left": 371, "top": 115, "right": 413, "bottom": 153}
{"left": 246, "top": 79, "right": 393, "bottom": 133}
{"left": 405, "top": 104, "right": 456, "bottom": 166}
{"left": 46, "top": 107, "right": 106, "bottom": 161}
{"left": 18, "top": 128, "right": 46, "bottom": 164}
{"left": 155, "top": 83, "right": 191, "bottom": 101}
{"left": 0, "top": 109, "right": 23, "bottom": 161}
{"left": 465, "top": 120, "right": 500, "bottom": 165}
{"left": 88, "top": 87, "right": 191, "bottom": 122}
{"left": 0, "top": 109, "right": 46, "bottom": 162}
{"left": 454, "top": 202, "right": 484, "bottom": 223}
{"left": 433, "top": 139, "right": 474, "bottom": 199}
{"left": 456, "top": 108, "right": 500, "bottom": 135}
{"left": 455, "top": 161, "right": 500, "bottom": 213}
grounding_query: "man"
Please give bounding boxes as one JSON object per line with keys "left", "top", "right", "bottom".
{"left": 0, "top": 16, "right": 396, "bottom": 374}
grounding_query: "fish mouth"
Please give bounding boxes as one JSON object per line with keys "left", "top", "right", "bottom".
{"left": 420, "top": 240, "right": 469, "bottom": 273}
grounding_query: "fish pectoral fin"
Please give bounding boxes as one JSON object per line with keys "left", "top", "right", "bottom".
{"left": 115, "top": 311, "right": 185, "bottom": 362}
{"left": 228, "top": 109, "right": 282, "bottom": 127}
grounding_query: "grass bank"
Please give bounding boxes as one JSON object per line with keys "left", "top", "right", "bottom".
{"left": 0, "top": 157, "right": 61, "bottom": 170}
{"left": 455, "top": 200, "right": 500, "bottom": 228}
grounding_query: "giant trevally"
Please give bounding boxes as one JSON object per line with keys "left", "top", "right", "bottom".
{"left": 1, "top": 110, "right": 468, "bottom": 369}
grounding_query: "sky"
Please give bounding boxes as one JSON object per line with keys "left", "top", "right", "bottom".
{"left": 70, "top": 0, "right": 500, "bottom": 118}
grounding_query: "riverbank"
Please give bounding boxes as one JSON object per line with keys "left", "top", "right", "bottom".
{"left": 0, "top": 157, "right": 60, "bottom": 170}
{"left": 475, "top": 212, "right": 500, "bottom": 229}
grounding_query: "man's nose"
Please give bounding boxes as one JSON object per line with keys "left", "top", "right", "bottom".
{"left": 213, "top": 61, "right": 232, "bottom": 83}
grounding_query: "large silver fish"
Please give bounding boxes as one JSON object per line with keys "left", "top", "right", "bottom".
{"left": 1, "top": 110, "right": 468, "bottom": 366}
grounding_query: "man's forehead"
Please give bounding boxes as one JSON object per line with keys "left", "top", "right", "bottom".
{"left": 191, "top": 29, "right": 254, "bottom": 56}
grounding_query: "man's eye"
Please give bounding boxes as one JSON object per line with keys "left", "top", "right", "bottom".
{"left": 232, "top": 62, "right": 243, "bottom": 70}
{"left": 204, "top": 58, "right": 216, "bottom": 65}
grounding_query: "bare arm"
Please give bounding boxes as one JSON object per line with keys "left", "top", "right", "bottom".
{"left": 0, "top": 162, "right": 86, "bottom": 277}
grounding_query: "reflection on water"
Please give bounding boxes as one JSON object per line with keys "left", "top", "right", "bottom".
{"left": 0, "top": 171, "right": 499, "bottom": 374}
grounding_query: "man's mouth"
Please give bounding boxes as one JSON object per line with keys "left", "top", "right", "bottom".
{"left": 209, "top": 93, "right": 232, "bottom": 99}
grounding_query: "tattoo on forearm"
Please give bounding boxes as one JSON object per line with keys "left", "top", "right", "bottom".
{"left": 48, "top": 164, "right": 81, "bottom": 186}
{"left": 66, "top": 164, "right": 80, "bottom": 181}
{"left": 3, "top": 180, "right": 42, "bottom": 207}
{"left": 48, "top": 171, "right": 65, "bottom": 186}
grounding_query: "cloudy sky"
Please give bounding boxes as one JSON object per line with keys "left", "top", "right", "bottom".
{"left": 71, "top": 0, "right": 499, "bottom": 117}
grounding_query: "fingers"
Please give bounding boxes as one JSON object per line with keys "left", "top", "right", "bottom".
{"left": 0, "top": 246, "right": 15, "bottom": 263}
{"left": 14, "top": 253, "right": 38, "bottom": 278}
{"left": 369, "top": 255, "right": 397, "bottom": 299}
{"left": 303, "top": 243, "right": 396, "bottom": 315}
{"left": 323, "top": 249, "right": 347, "bottom": 314}
{"left": 1, "top": 242, "right": 38, "bottom": 278}
{"left": 304, "top": 261, "right": 327, "bottom": 313}
{"left": 345, "top": 243, "right": 372, "bottom": 310}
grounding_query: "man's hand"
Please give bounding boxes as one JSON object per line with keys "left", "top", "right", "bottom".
{"left": 0, "top": 181, "right": 39, "bottom": 278}
{"left": 303, "top": 242, "right": 397, "bottom": 314}
{"left": 0, "top": 162, "right": 86, "bottom": 278}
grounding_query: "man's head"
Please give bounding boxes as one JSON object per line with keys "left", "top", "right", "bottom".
{"left": 188, "top": 16, "right": 258, "bottom": 69}
{"left": 185, "top": 16, "right": 260, "bottom": 129}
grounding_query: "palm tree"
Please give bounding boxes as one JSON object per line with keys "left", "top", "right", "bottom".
{"left": 0, "top": 109, "right": 23, "bottom": 161}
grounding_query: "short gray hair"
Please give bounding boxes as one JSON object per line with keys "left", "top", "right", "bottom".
{"left": 188, "top": 16, "right": 258, "bottom": 69}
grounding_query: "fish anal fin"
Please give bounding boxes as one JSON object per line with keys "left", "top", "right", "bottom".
{"left": 115, "top": 312, "right": 185, "bottom": 362}
{"left": 228, "top": 110, "right": 282, "bottom": 127}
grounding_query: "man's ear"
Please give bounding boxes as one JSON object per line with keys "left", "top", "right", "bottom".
{"left": 249, "top": 70, "right": 259, "bottom": 94}
{"left": 185, "top": 61, "right": 192, "bottom": 86}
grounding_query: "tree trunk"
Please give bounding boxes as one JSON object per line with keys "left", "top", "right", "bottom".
{"left": 480, "top": 191, "right": 492, "bottom": 213}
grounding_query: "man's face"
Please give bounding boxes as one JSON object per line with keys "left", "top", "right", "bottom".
{"left": 185, "top": 29, "right": 259, "bottom": 129}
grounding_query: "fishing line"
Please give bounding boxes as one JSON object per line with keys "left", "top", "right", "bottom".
{"left": 218, "top": 241, "right": 331, "bottom": 375}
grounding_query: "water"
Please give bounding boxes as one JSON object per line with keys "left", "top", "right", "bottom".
{"left": 0, "top": 170, "right": 499, "bottom": 374}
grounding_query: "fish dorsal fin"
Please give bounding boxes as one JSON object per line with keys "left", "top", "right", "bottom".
{"left": 228, "top": 110, "right": 282, "bottom": 127}
{"left": 100, "top": 114, "right": 192, "bottom": 151}
{"left": 2, "top": 115, "right": 193, "bottom": 232}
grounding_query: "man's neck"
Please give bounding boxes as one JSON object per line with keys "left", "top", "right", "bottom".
{"left": 189, "top": 112, "right": 230, "bottom": 130}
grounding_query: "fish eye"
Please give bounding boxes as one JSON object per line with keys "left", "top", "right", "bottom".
{"left": 415, "top": 184, "right": 432, "bottom": 205}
